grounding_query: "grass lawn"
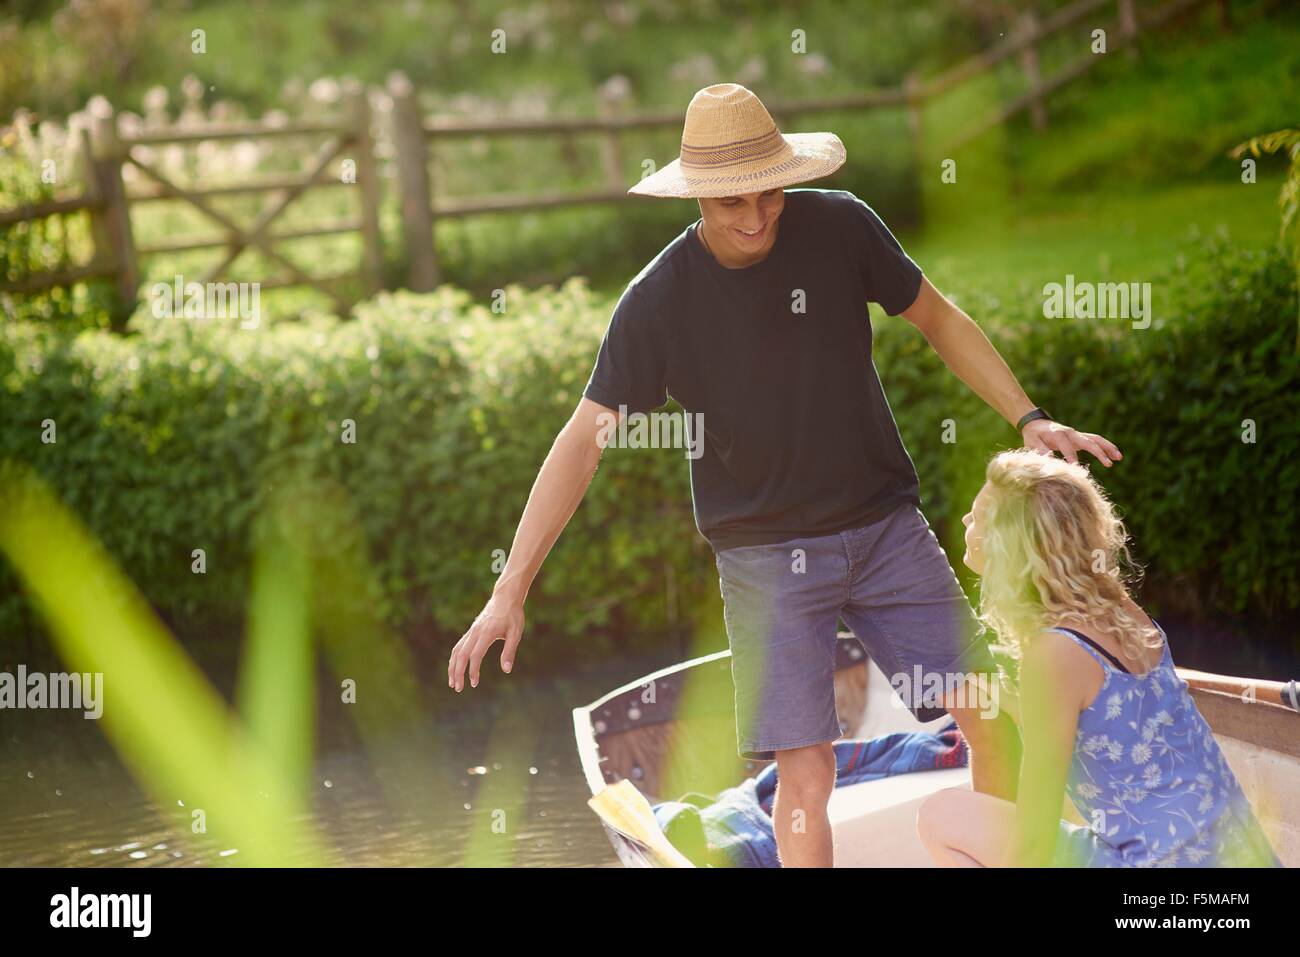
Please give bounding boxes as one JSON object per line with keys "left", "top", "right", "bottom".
{"left": 590, "top": 177, "right": 1287, "bottom": 313}
{"left": 907, "top": 178, "right": 1286, "bottom": 306}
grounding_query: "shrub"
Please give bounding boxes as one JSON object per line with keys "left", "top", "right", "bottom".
{"left": 0, "top": 239, "right": 1295, "bottom": 670}
{"left": 876, "top": 236, "right": 1300, "bottom": 620}
{"left": 0, "top": 279, "right": 713, "bottom": 668}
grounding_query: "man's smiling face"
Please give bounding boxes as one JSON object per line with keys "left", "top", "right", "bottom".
{"left": 697, "top": 187, "right": 785, "bottom": 265}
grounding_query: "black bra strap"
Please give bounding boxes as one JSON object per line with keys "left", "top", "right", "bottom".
{"left": 1057, "top": 627, "right": 1132, "bottom": 674}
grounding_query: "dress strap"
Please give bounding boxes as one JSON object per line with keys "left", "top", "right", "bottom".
{"left": 1053, "top": 626, "right": 1132, "bottom": 675}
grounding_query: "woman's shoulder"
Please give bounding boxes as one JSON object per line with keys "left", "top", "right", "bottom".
{"left": 1022, "top": 628, "right": 1103, "bottom": 709}
{"left": 1025, "top": 626, "right": 1092, "bottom": 664}
{"left": 1049, "top": 606, "right": 1166, "bottom": 675}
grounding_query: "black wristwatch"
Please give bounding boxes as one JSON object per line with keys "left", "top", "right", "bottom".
{"left": 1016, "top": 407, "right": 1052, "bottom": 432}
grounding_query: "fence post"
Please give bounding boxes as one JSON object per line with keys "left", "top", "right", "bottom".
{"left": 1118, "top": 0, "right": 1139, "bottom": 59}
{"left": 87, "top": 96, "right": 138, "bottom": 330}
{"left": 80, "top": 124, "right": 111, "bottom": 266}
{"left": 1214, "top": 0, "right": 1233, "bottom": 31}
{"left": 386, "top": 72, "right": 438, "bottom": 292}
{"left": 1018, "top": 12, "right": 1048, "bottom": 130}
{"left": 345, "top": 82, "right": 383, "bottom": 297}
{"left": 598, "top": 81, "right": 629, "bottom": 192}
{"left": 903, "top": 73, "right": 925, "bottom": 165}
{"left": 597, "top": 98, "right": 621, "bottom": 192}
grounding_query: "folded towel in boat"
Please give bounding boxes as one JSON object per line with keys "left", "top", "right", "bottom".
{"left": 652, "top": 722, "right": 968, "bottom": 867}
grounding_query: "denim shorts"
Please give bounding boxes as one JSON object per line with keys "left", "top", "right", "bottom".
{"left": 714, "top": 501, "right": 999, "bottom": 761}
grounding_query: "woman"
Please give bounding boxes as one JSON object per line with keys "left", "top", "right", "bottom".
{"left": 916, "top": 449, "right": 1281, "bottom": 867}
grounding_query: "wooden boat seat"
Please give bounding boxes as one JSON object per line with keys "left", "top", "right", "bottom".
{"left": 830, "top": 766, "right": 972, "bottom": 867}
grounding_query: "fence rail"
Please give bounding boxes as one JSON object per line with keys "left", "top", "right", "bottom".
{"left": 0, "top": 0, "right": 1247, "bottom": 322}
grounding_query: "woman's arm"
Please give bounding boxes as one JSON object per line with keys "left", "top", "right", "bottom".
{"left": 1008, "top": 632, "right": 1092, "bottom": 867}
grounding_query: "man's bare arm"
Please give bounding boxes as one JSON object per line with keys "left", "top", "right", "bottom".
{"left": 900, "top": 277, "right": 1123, "bottom": 467}
{"left": 448, "top": 397, "right": 616, "bottom": 692}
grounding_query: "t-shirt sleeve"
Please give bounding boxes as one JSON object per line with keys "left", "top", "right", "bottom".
{"left": 582, "top": 284, "right": 668, "bottom": 415}
{"left": 841, "top": 192, "right": 923, "bottom": 316}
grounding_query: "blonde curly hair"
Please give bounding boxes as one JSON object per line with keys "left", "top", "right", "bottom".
{"left": 975, "top": 448, "right": 1161, "bottom": 664}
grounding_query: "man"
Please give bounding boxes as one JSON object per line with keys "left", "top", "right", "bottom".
{"left": 448, "top": 83, "right": 1122, "bottom": 867}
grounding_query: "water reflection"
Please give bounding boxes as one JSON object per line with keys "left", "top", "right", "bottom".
{"left": 0, "top": 663, "right": 657, "bottom": 868}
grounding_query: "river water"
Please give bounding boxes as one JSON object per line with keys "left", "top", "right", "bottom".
{"left": 1, "top": 613, "right": 1293, "bottom": 867}
{"left": 0, "top": 652, "right": 677, "bottom": 868}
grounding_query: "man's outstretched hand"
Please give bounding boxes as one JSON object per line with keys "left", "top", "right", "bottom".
{"left": 448, "top": 593, "right": 524, "bottom": 692}
{"left": 1021, "top": 419, "right": 1123, "bottom": 467}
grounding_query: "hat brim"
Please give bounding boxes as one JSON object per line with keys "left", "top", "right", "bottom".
{"left": 627, "top": 132, "right": 846, "bottom": 199}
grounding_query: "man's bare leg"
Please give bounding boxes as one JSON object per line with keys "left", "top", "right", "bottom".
{"left": 772, "top": 741, "right": 837, "bottom": 867}
{"left": 946, "top": 692, "right": 1021, "bottom": 802}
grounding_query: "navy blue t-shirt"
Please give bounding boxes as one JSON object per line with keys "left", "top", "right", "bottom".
{"left": 583, "top": 188, "right": 924, "bottom": 551}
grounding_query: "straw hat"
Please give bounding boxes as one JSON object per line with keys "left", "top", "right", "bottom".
{"left": 628, "top": 83, "right": 846, "bottom": 199}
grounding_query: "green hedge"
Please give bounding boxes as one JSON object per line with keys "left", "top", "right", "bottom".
{"left": 876, "top": 238, "right": 1300, "bottom": 620}
{"left": 0, "top": 280, "right": 709, "bottom": 667}
{"left": 0, "top": 239, "right": 1296, "bottom": 668}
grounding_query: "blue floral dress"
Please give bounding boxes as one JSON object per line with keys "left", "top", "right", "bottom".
{"left": 1049, "top": 619, "right": 1282, "bottom": 868}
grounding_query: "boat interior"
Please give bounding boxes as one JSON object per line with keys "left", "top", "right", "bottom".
{"left": 574, "top": 636, "right": 1299, "bottom": 867}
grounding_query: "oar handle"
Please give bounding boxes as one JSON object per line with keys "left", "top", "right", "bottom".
{"left": 1177, "top": 668, "right": 1300, "bottom": 712}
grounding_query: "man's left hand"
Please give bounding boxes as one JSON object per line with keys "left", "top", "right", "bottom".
{"left": 1021, "top": 419, "right": 1123, "bottom": 467}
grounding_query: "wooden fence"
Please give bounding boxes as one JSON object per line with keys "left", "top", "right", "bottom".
{"left": 0, "top": 0, "right": 1250, "bottom": 322}
{"left": 1, "top": 79, "right": 379, "bottom": 325}
{"left": 120, "top": 82, "right": 382, "bottom": 316}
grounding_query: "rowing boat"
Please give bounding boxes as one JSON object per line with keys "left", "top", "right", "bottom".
{"left": 573, "top": 634, "right": 1299, "bottom": 867}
